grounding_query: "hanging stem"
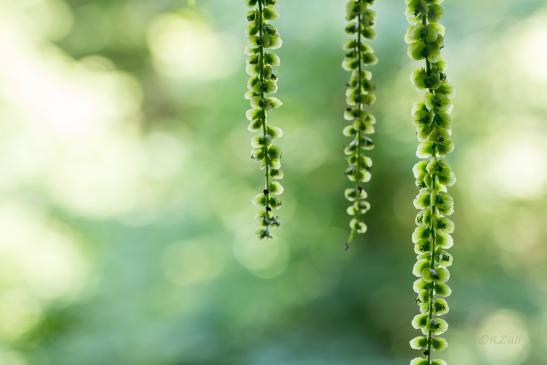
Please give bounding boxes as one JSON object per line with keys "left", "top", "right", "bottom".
{"left": 245, "top": 0, "right": 284, "bottom": 239}
{"left": 257, "top": 0, "right": 272, "bottom": 231}
{"left": 343, "top": 0, "right": 377, "bottom": 248}
{"left": 407, "top": 2, "right": 456, "bottom": 364}
{"left": 353, "top": 6, "right": 364, "bottom": 241}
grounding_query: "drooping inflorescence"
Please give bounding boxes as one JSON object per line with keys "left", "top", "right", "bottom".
{"left": 342, "top": 0, "right": 378, "bottom": 248}
{"left": 405, "top": 1, "right": 456, "bottom": 364}
{"left": 245, "top": 0, "right": 284, "bottom": 239}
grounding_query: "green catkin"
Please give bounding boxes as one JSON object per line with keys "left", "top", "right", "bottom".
{"left": 245, "top": 0, "right": 284, "bottom": 239}
{"left": 405, "top": 1, "right": 456, "bottom": 364}
{"left": 342, "top": 0, "right": 377, "bottom": 249}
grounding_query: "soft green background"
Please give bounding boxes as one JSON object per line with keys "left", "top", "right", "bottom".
{"left": 0, "top": 0, "right": 546, "bottom": 364}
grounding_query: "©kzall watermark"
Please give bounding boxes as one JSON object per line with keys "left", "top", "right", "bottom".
{"left": 478, "top": 333, "right": 526, "bottom": 345}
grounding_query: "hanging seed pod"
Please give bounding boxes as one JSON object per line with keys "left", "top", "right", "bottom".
{"left": 245, "top": 0, "right": 283, "bottom": 239}
{"left": 342, "top": 0, "right": 378, "bottom": 249}
{"left": 405, "top": 0, "right": 456, "bottom": 364}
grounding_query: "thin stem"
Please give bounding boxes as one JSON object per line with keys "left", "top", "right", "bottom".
{"left": 422, "top": 10, "right": 436, "bottom": 365}
{"left": 350, "top": 0, "right": 364, "bottom": 244}
{"left": 426, "top": 174, "right": 437, "bottom": 364}
{"left": 257, "top": 0, "right": 271, "bottom": 229}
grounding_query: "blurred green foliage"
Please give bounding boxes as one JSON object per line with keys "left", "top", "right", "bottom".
{"left": 0, "top": 0, "right": 546, "bottom": 364}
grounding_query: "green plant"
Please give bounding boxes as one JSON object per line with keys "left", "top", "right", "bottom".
{"left": 245, "top": 0, "right": 284, "bottom": 239}
{"left": 342, "top": 0, "right": 377, "bottom": 248}
{"left": 405, "top": 0, "right": 456, "bottom": 364}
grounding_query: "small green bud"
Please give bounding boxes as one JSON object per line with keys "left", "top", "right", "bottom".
{"left": 349, "top": 218, "right": 367, "bottom": 234}
{"left": 435, "top": 283, "right": 452, "bottom": 297}
{"left": 431, "top": 360, "right": 448, "bottom": 365}
{"left": 268, "top": 181, "right": 283, "bottom": 196}
{"left": 433, "top": 298, "right": 449, "bottom": 315}
{"left": 345, "top": 187, "right": 368, "bottom": 202}
{"left": 428, "top": 4, "right": 444, "bottom": 22}
{"left": 425, "top": 92, "right": 451, "bottom": 113}
{"left": 410, "top": 357, "right": 428, "bottom": 365}
{"left": 431, "top": 337, "right": 448, "bottom": 351}
{"left": 262, "top": 6, "right": 278, "bottom": 20}
{"left": 412, "top": 225, "right": 431, "bottom": 243}
{"left": 264, "top": 97, "right": 283, "bottom": 110}
{"left": 437, "top": 250, "right": 453, "bottom": 267}
{"left": 413, "top": 278, "right": 432, "bottom": 293}
{"left": 413, "top": 258, "right": 430, "bottom": 277}
{"left": 413, "top": 191, "right": 431, "bottom": 210}
{"left": 435, "top": 192, "right": 454, "bottom": 215}
{"left": 416, "top": 142, "right": 435, "bottom": 159}
{"left": 412, "top": 313, "right": 429, "bottom": 330}
{"left": 427, "top": 318, "right": 448, "bottom": 336}
{"left": 409, "top": 336, "right": 428, "bottom": 350}
{"left": 435, "top": 216, "right": 455, "bottom": 233}
{"left": 414, "top": 240, "right": 431, "bottom": 255}
{"left": 270, "top": 169, "right": 284, "bottom": 180}
{"left": 436, "top": 231, "right": 454, "bottom": 249}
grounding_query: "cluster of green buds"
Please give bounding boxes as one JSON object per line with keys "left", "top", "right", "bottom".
{"left": 405, "top": 1, "right": 456, "bottom": 364}
{"left": 342, "top": 0, "right": 377, "bottom": 248}
{"left": 245, "top": 0, "right": 284, "bottom": 239}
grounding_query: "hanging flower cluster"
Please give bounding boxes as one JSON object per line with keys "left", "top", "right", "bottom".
{"left": 342, "top": 0, "right": 377, "bottom": 248}
{"left": 405, "top": 1, "right": 456, "bottom": 364}
{"left": 245, "top": 0, "right": 284, "bottom": 239}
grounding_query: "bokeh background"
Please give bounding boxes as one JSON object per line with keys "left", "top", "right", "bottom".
{"left": 0, "top": 0, "right": 546, "bottom": 364}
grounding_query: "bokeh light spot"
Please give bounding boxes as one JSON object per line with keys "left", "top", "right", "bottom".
{"left": 147, "top": 12, "right": 238, "bottom": 80}
{"left": 477, "top": 310, "right": 530, "bottom": 365}
{"left": 162, "top": 240, "right": 224, "bottom": 286}
{"left": 234, "top": 234, "right": 289, "bottom": 279}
